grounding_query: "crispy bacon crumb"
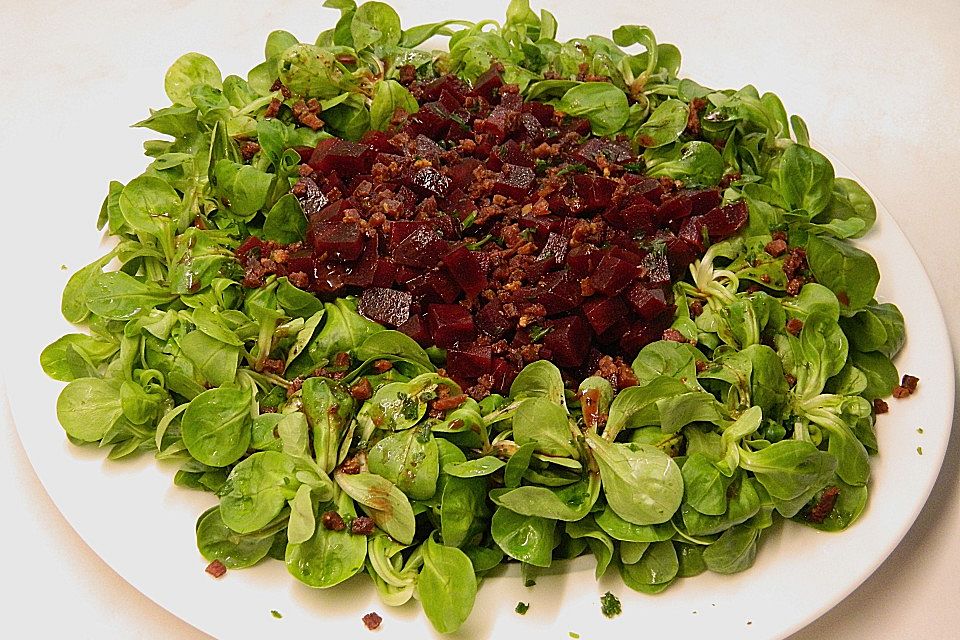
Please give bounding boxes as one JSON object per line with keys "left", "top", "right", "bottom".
{"left": 351, "top": 516, "right": 376, "bottom": 536}
{"left": 372, "top": 359, "right": 394, "bottom": 373}
{"left": 873, "top": 398, "right": 889, "bottom": 414}
{"left": 785, "top": 318, "right": 803, "bottom": 336}
{"left": 205, "top": 560, "right": 227, "bottom": 578}
{"left": 362, "top": 612, "right": 383, "bottom": 630}
{"left": 321, "top": 511, "right": 346, "bottom": 532}
{"left": 350, "top": 378, "right": 374, "bottom": 401}
{"left": 432, "top": 393, "right": 468, "bottom": 412}
{"left": 807, "top": 486, "right": 840, "bottom": 524}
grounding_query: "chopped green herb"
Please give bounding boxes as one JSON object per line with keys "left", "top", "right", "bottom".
{"left": 461, "top": 210, "right": 477, "bottom": 231}
{"left": 515, "top": 601, "right": 530, "bottom": 615}
{"left": 569, "top": 633, "right": 580, "bottom": 639}
{"left": 917, "top": 427, "right": 924, "bottom": 434}
{"left": 917, "top": 446, "right": 923, "bottom": 455}
{"left": 600, "top": 591, "right": 622, "bottom": 618}
{"left": 271, "top": 610, "right": 283, "bottom": 619}
{"left": 622, "top": 161, "right": 645, "bottom": 173}
{"left": 524, "top": 578, "right": 537, "bottom": 588}
{"left": 528, "top": 325, "right": 552, "bottom": 342}
{"left": 556, "top": 163, "right": 588, "bottom": 176}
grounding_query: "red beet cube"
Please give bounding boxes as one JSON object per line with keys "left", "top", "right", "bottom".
{"left": 447, "top": 158, "right": 482, "bottom": 192}
{"left": 446, "top": 344, "right": 493, "bottom": 380}
{"left": 656, "top": 194, "right": 694, "bottom": 224}
{"left": 285, "top": 249, "right": 315, "bottom": 276}
{"left": 570, "top": 137, "right": 633, "bottom": 168}
{"left": 493, "top": 164, "right": 535, "bottom": 200}
{"left": 521, "top": 100, "right": 555, "bottom": 126}
{"left": 591, "top": 251, "right": 642, "bottom": 296}
{"left": 388, "top": 222, "right": 449, "bottom": 269}
{"left": 627, "top": 286, "right": 670, "bottom": 319}
{"left": 490, "top": 357, "right": 520, "bottom": 394}
{"left": 567, "top": 245, "right": 601, "bottom": 277}
{"left": 494, "top": 140, "right": 535, "bottom": 168}
{"left": 358, "top": 288, "right": 413, "bottom": 327}
{"left": 372, "top": 256, "right": 398, "bottom": 287}
{"left": 427, "top": 304, "right": 476, "bottom": 348}
{"left": 543, "top": 316, "right": 591, "bottom": 367}
{"left": 398, "top": 314, "right": 429, "bottom": 344}
{"left": 620, "top": 321, "right": 661, "bottom": 355}
{"left": 664, "top": 235, "right": 698, "bottom": 278}
{"left": 538, "top": 270, "right": 582, "bottom": 315}
{"left": 359, "top": 130, "right": 398, "bottom": 154}
{"left": 442, "top": 245, "right": 488, "bottom": 298}
{"left": 573, "top": 174, "right": 617, "bottom": 212}
{"left": 627, "top": 177, "right": 665, "bottom": 204}
{"left": 294, "top": 176, "right": 330, "bottom": 216}
{"left": 407, "top": 269, "right": 460, "bottom": 304}
{"left": 311, "top": 222, "right": 364, "bottom": 260}
{"left": 308, "top": 139, "right": 373, "bottom": 178}
{"left": 583, "top": 296, "right": 628, "bottom": 335}
{"left": 477, "top": 301, "right": 512, "bottom": 338}
{"left": 642, "top": 247, "right": 671, "bottom": 287}
{"left": 472, "top": 63, "right": 505, "bottom": 102}
{"left": 410, "top": 166, "right": 451, "bottom": 198}
{"left": 518, "top": 112, "right": 545, "bottom": 142}
{"left": 342, "top": 235, "right": 380, "bottom": 287}
{"left": 700, "top": 201, "right": 749, "bottom": 241}
{"left": 678, "top": 215, "right": 707, "bottom": 251}
{"left": 539, "top": 233, "right": 569, "bottom": 265}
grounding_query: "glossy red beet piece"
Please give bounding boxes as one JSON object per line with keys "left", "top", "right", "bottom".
{"left": 388, "top": 222, "right": 448, "bottom": 269}
{"left": 295, "top": 177, "right": 330, "bottom": 217}
{"left": 493, "top": 164, "right": 535, "bottom": 200}
{"left": 427, "top": 304, "right": 476, "bottom": 348}
{"left": 285, "top": 249, "right": 315, "bottom": 275}
{"left": 567, "top": 244, "right": 601, "bottom": 277}
{"left": 521, "top": 100, "right": 555, "bottom": 126}
{"left": 538, "top": 271, "right": 582, "bottom": 315}
{"left": 583, "top": 296, "right": 628, "bottom": 335}
{"left": 372, "top": 256, "right": 398, "bottom": 287}
{"left": 359, "top": 130, "right": 398, "bottom": 154}
{"left": 446, "top": 344, "right": 493, "bottom": 380}
{"left": 477, "top": 301, "right": 512, "bottom": 338}
{"left": 627, "top": 285, "right": 670, "bottom": 319}
{"left": 664, "top": 236, "right": 698, "bottom": 278}
{"left": 543, "top": 316, "right": 592, "bottom": 367}
{"left": 573, "top": 174, "right": 617, "bottom": 212}
{"left": 591, "top": 251, "right": 641, "bottom": 296}
{"left": 678, "top": 215, "right": 707, "bottom": 251}
{"left": 628, "top": 177, "right": 665, "bottom": 204}
{"left": 656, "top": 193, "right": 693, "bottom": 224}
{"left": 642, "top": 247, "right": 671, "bottom": 287}
{"left": 358, "top": 288, "right": 413, "bottom": 327}
{"left": 442, "top": 245, "right": 488, "bottom": 299}
{"left": 472, "top": 63, "right": 505, "bottom": 102}
{"left": 311, "top": 222, "right": 364, "bottom": 260}
{"left": 495, "top": 140, "right": 535, "bottom": 168}
{"left": 700, "top": 201, "right": 749, "bottom": 241}
{"left": 620, "top": 321, "right": 661, "bottom": 354}
{"left": 342, "top": 236, "right": 380, "bottom": 287}
{"left": 420, "top": 74, "right": 471, "bottom": 103}
{"left": 447, "top": 158, "right": 482, "bottom": 192}
{"left": 518, "top": 112, "right": 545, "bottom": 142}
{"left": 490, "top": 358, "right": 520, "bottom": 394}
{"left": 398, "top": 314, "right": 429, "bottom": 344}
{"left": 411, "top": 167, "right": 451, "bottom": 199}
{"left": 539, "top": 233, "right": 569, "bottom": 265}
{"left": 308, "top": 139, "right": 373, "bottom": 177}
{"left": 407, "top": 269, "right": 460, "bottom": 304}
{"left": 570, "top": 137, "right": 633, "bottom": 168}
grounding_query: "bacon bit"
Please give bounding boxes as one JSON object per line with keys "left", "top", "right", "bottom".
{"left": 259, "top": 358, "right": 286, "bottom": 375}
{"left": 771, "top": 230, "right": 788, "bottom": 243}
{"left": 260, "top": 405, "right": 277, "bottom": 414}
{"left": 685, "top": 97, "right": 707, "bottom": 136}
{"left": 240, "top": 141, "right": 261, "bottom": 161}
{"left": 580, "top": 388, "right": 603, "bottom": 430}
{"left": 764, "top": 238, "right": 788, "bottom": 257}
{"left": 785, "top": 373, "right": 797, "bottom": 388}
{"left": 873, "top": 398, "right": 889, "bottom": 414}
{"left": 759, "top": 273, "right": 771, "bottom": 284}
{"left": 689, "top": 300, "right": 704, "bottom": 317}
{"left": 264, "top": 97, "right": 282, "bottom": 119}
{"left": 785, "top": 277, "right": 805, "bottom": 296}
{"left": 695, "top": 360, "right": 708, "bottom": 373}
{"left": 662, "top": 328, "right": 686, "bottom": 342}
{"left": 321, "top": 511, "right": 346, "bottom": 532}
{"left": 785, "top": 318, "right": 804, "bottom": 336}
{"left": 362, "top": 612, "right": 383, "bottom": 630}
{"left": 349, "top": 378, "right": 373, "bottom": 401}
{"left": 334, "top": 352, "right": 352, "bottom": 368}
{"left": 432, "top": 393, "right": 468, "bottom": 412}
{"left": 205, "top": 560, "right": 227, "bottom": 578}
{"left": 286, "top": 377, "right": 304, "bottom": 397}
{"left": 338, "top": 454, "right": 363, "bottom": 475}
{"left": 270, "top": 79, "right": 292, "bottom": 99}
{"left": 892, "top": 385, "right": 911, "bottom": 399}
{"left": 901, "top": 374, "right": 919, "bottom": 392}
{"left": 192, "top": 215, "right": 208, "bottom": 230}
{"left": 351, "top": 516, "right": 376, "bottom": 536}
{"left": 292, "top": 99, "right": 325, "bottom": 131}
{"left": 807, "top": 486, "right": 840, "bottom": 524}
{"left": 372, "top": 359, "right": 394, "bottom": 373}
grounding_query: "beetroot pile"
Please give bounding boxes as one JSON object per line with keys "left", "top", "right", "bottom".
{"left": 238, "top": 66, "right": 747, "bottom": 397}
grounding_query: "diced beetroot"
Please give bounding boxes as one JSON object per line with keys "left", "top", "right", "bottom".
{"left": 407, "top": 269, "right": 460, "bottom": 304}
{"left": 427, "top": 304, "right": 476, "bottom": 348}
{"left": 490, "top": 140, "right": 535, "bottom": 169}
{"left": 664, "top": 235, "right": 698, "bottom": 278}
{"left": 310, "top": 262, "right": 345, "bottom": 294}
{"left": 446, "top": 344, "right": 493, "bottom": 380}
{"left": 490, "top": 357, "right": 519, "bottom": 394}
{"left": 591, "top": 251, "right": 642, "bottom": 296}
{"left": 567, "top": 117, "right": 592, "bottom": 136}
{"left": 521, "top": 100, "right": 555, "bottom": 126}
{"left": 543, "top": 316, "right": 591, "bottom": 367}
{"left": 476, "top": 105, "right": 514, "bottom": 142}
{"left": 307, "top": 139, "right": 373, "bottom": 177}
{"left": 407, "top": 103, "right": 454, "bottom": 139}
{"left": 642, "top": 247, "right": 671, "bottom": 287}
{"left": 293, "top": 145, "right": 314, "bottom": 164}
{"left": 620, "top": 321, "right": 661, "bottom": 355}
{"left": 570, "top": 137, "right": 633, "bottom": 168}
{"left": 614, "top": 199, "right": 658, "bottom": 233}
{"left": 358, "top": 288, "right": 413, "bottom": 327}
{"left": 567, "top": 244, "right": 601, "bottom": 277}
{"left": 342, "top": 235, "right": 379, "bottom": 287}
{"left": 398, "top": 314, "right": 429, "bottom": 344}
{"left": 519, "top": 216, "right": 552, "bottom": 243}
{"left": 678, "top": 215, "right": 707, "bottom": 251}
{"left": 518, "top": 112, "right": 545, "bottom": 142}
{"left": 477, "top": 301, "right": 512, "bottom": 338}
{"left": 414, "top": 134, "right": 443, "bottom": 160}
{"left": 686, "top": 188, "right": 723, "bottom": 216}
{"left": 610, "top": 246, "right": 646, "bottom": 265}
{"left": 538, "top": 271, "right": 582, "bottom": 315}
{"left": 583, "top": 296, "right": 628, "bottom": 335}
{"left": 447, "top": 158, "right": 482, "bottom": 192}
{"left": 410, "top": 167, "right": 451, "bottom": 198}
{"left": 294, "top": 177, "right": 330, "bottom": 217}
{"left": 628, "top": 177, "right": 665, "bottom": 204}
{"left": 285, "top": 249, "right": 315, "bottom": 275}
{"left": 442, "top": 245, "right": 488, "bottom": 299}
{"left": 359, "top": 130, "right": 398, "bottom": 153}
{"left": 421, "top": 74, "right": 472, "bottom": 103}
{"left": 573, "top": 174, "right": 617, "bottom": 212}
{"left": 493, "top": 164, "right": 535, "bottom": 200}
{"left": 311, "top": 222, "right": 364, "bottom": 260}
{"left": 539, "top": 233, "right": 569, "bottom": 265}
{"left": 236, "top": 235, "right": 266, "bottom": 258}
{"left": 472, "top": 63, "right": 505, "bottom": 102}
{"left": 700, "top": 201, "right": 749, "bottom": 241}
{"left": 372, "top": 256, "right": 398, "bottom": 287}
{"left": 388, "top": 222, "right": 448, "bottom": 269}
{"left": 393, "top": 265, "right": 420, "bottom": 286}
{"left": 656, "top": 194, "right": 693, "bottom": 224}
{"left": 627, "top": 286, "right": 670, "bottom": 319}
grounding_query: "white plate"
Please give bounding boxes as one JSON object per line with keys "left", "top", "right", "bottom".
{"left": 1, "top": 2, "right": 954, "bottom": 638}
